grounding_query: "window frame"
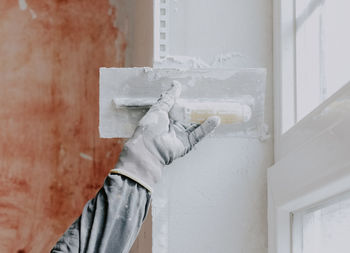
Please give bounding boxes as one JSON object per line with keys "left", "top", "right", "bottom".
{"left": 271, "top": 1, "right": 350, "bottom": 252}
{"left": 268, "top": 84, "right": 350, "bottom": 252}
{"left": 273, "top": 0, "right": 297, "bottom": 160}
{"left": 291, "top": 190, "right": 350, "bottom": 253}
{"left": 273, "top": 0, "right": 338, "bottom": 160}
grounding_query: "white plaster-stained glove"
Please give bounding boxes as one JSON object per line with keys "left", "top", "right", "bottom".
{"left": 111, "top": 81, "right": 220, "bottom": 192}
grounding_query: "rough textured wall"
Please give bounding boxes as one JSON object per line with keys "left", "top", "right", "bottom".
{"left": 0, "top": 1, "right": 126, "bottom": 252}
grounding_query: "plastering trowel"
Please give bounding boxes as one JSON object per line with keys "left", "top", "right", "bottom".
{"left": 99, "top": 67, "right": 267, "bottom": 138}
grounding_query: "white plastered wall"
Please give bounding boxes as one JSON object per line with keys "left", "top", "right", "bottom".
{"left": 152, "top": 0, "right": 273, "bottom": 252}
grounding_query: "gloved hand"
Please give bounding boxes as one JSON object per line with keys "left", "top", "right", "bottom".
{"left": 111, "top": 81, "right": 220, "bottom": 192}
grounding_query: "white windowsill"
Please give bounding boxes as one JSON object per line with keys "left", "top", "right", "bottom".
{"left": 268, "top": 82, "right": 350, "bottom": 253}
{"left": 277, "top": 81, "right": 350, "bottom": 159}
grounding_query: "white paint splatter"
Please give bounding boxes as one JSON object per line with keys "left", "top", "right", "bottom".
{"left": 108, "top": 8, "right": 113, "bottom": 16}
{"left": 80, "top": 153, "right": 93, "bottom": 161}
{"left": 18, "top": 0, "right": 37, "bottom": 20}
{"left": 29, "top": 9, "right": 37, "bottom": 19}
{"left": 18, "top": 0, "right": 27, "bottom": 11}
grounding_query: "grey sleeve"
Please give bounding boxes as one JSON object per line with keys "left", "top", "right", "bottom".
{"left": 51, "top": 173, "right": 152, "bottom": 253}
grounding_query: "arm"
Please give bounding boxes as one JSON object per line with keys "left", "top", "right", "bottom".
{"left": 51, "top": 174, "right": 151, "bottom": 253}
{"left": 51, "top": 81, "right": 220, "bottom": 252}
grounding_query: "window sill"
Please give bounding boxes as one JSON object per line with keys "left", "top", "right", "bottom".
{"left": 277, "top": 81, "right": 350, "bottom": 160}
{"left": 268, "top": 82, "right": 350, "bottom": 253}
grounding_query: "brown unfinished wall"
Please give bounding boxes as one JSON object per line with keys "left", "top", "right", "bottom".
{"left": 0, "top": 1, "right": 141, "bottom": 252}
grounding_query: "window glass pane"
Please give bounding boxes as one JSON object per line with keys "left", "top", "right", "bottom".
{"left": 323, "top": 0, "right": 350, "bottom": 98}
{"left": 297, "top": 195, "right": 350, "bottom": 253}
{"left": 296, "top": 1, "right": 322, "bottom": 120}
{"left": 295, "top": 0, "right": 350, "bottom": 122}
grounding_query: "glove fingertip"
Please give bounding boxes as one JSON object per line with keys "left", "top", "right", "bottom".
{"left": 152, "top": 81, "right": 182, "bottom": 113}
{"left": 171, "top": 80, "right": 182, "bottom": 98}
{"left": 188, "top": 116, "right": 220, "bottom": 147}
{"left": 203, "top": 116, "right": 221, "bottom": 134}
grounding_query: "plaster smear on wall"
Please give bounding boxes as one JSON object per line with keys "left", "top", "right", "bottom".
{"left": 18, "top": 0, "right": 37, "bottom": 19}
{"left": 154, "top": 54, "right": 250, "bottom": 69}
{"left": 18, "top": 0, "right": 27, "bottom": 10}
{"left": 154, "top": 55, "right": 210, "bottom": 69}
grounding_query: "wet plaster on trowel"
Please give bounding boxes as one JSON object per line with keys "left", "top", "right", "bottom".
{"left": 100, "top": 66, "right": 267, "bottom": 139}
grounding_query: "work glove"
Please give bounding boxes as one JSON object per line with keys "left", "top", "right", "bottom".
{"left": 111, "top": 81, "right": 220, "bottom": 192}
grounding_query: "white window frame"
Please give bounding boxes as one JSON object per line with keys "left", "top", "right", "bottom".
{"left": 291, "top": 190, "right": 350, "bottom": 253}
{"left": 270, "top": 0, "right": 350, "bottom": 252}
{"left": 268, "top": 82, "right": 350, "bottom": 253}
{"left": 268, "top": 120, "right": 350, "bottom": 253}
{"left": 273, "top": 0, "right": 297, "bottom": 160}
{"left": 273, "top": 0, "right": 340, "bottom": 160}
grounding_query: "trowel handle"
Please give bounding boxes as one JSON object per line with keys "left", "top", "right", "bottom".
{"left": 113, "top": 98, "right": 252, "bottom": 124}
{"left": 113, "top": 98, "right": 157, "bottom": 108}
